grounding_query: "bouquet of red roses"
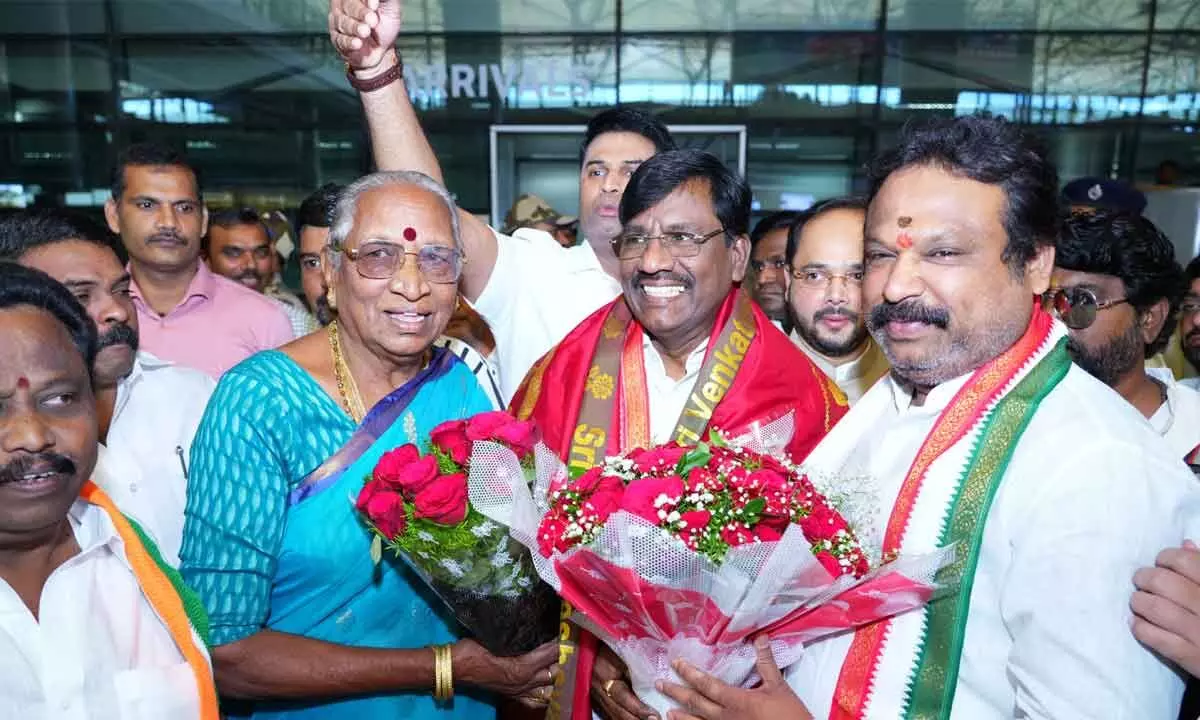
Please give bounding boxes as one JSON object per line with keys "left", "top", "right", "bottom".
{"left": 355, "top": 411, "right": 560, "bottom": 656}
{"left": 507, "top": 436, "right": 954, "bottom": 713}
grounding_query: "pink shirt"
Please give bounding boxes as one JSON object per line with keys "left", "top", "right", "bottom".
{"left": 130, "top": 262, "right": 294, "bottom": 378}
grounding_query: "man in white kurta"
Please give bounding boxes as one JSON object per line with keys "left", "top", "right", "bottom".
{"left": 1053, "top": 208, "right": 1200, "bottom": 464}
{"left": 3, "top": 210, "right": 215, "bottom": 565}
{"left": 790, "top": 348, "right": 1197, "bottom": 718}
{"left": 657, "top": 115, "right": 1197, "bottom": 720}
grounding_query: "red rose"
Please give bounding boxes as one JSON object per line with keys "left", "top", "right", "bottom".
{"left": 412, "top": 472, "right": 470, "bottom": 525}
{"left": 355, "top": 478, "right": 382, "bottom": 513}
{"left": 430, "top": 420, "right": 472, "bottom": 465}
{"left": 363, "top": 487, "right": 408, "bottom": 539}
{"left": 725, "top": 466, "right": 751, "bottom": 494}
{"left": 568, "top": 466, "right": 606, "bottom": 494}
{"left": 815, "top": 551, "right": 842, "bottom": 577}
{"left": 684, "top": 467, "right": 722, "bottom": 494}
{"left": 679, "top": 510, "right": 712, "bottom": 532}
{"left": 584, "top": 477, "right": 625, "bottom": 521}
{"left": 748, "top": 469, "right": 791, "bottom": 517}
{"left": 621, "top": 475, "right": 685, "bottom": 525}
{"left": 756, "top": 454, "right": 790, "bottom": 476}
{"left": 465, "top": 411, "right": 515, "bottom": 441}
{"left": 491, "top": 418, "right": 538, "bottom": 456}
{"left": 631, "top": 445, "right": 688, "bottom": 474}
{"left": 389, "top": 454, "right": 441, "bottom": 496}
{"left": 373, "top": 445, "right": 421, "bottom": 488}
{"left": 720, "top": 523, "right": 755, "bottom": 547}
{"left": 753, "top": 522, "right": 784, "bottom": 542}
{"left": 800, "top": 501, "right": 846, "bottom": 542}
{"left": 537, "top": 513, "right": 578, "bottom": 556}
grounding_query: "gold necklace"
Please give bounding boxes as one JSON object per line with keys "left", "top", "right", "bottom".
{"left": 328, "top": 321, "right": 367, "bottom": 423}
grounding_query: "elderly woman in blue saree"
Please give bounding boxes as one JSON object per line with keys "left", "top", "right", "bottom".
{"left": 179, "top": 171, "right": 557, "bottom": 719}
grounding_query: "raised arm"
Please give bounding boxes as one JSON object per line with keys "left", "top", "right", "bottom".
{"left": 329, "top": 0, "right": 497, "bottom": 300}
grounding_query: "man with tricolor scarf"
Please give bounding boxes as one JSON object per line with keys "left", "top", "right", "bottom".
{"left": 658, "top": 117, "right": 1200, "bottom": 720}
{"left": 0, "top": 262, "right": 218, "bottom": 719}
{"left": 509, "top": 149, "right": 847, "bottom": 720}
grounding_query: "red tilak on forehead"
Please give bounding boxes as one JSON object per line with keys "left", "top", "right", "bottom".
{"left": 403, "top": 227, "right": 418, "bottom": 242}
{"left": 896, "top": 232, "right": 914, "bottom": 250}
{"left": 16, "top": 377, "right": 29, "bottom": 389}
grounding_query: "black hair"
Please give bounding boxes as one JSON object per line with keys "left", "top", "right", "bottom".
{"left": 750, "top": 211, "right": 801, "bottom": 249}
{"left": 1186, "top": 255, "right": 1200, "bottom": 285}
{"left": 110, "top": 142, "right": 200, "bottom": 201}
{"left": 0, "top": 209, "right": 120, "bottom": 261}
{"left": 0, "top": 262, "right": 98, "bottom": 380}
{"left": 298, "top": 183, "right": 345, "bottom": 231}
{"left": 1058, "top": 208, "right": 1185, "bottom": 357}
{"left": 580, "top": 108, "right": 676, "bottom": 165}
{"left": 204, "top": 207, "right": 267, "bottom": 253}
{"left": 785, "top": 196, "right": 869, "bottom": 267}
{"left": 868, "top": 115, "right": 1058, "bottom": 275}
{"left": 619, "top": 149, "right": 751, "bottom": 239}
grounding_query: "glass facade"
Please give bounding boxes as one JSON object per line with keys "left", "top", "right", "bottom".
{"left": 2, "top": 0, "right": 1198, "bottom": 214}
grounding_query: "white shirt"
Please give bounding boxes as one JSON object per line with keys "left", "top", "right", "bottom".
{"left": 1150, "top": 376, "right": 1200, "bottom": 460}
{"left": 433, "top": 335, "right": 505, "bottom": 411}
{"left": 94, "top": 352, "right": 214, "bottom": 566}
{"left": 475, "top": 228, "right": 622, "bottom": 404}
{"left": 0, "top": 500, "right": 205, "bottom": 719}
{"left": 791, "top": 332, "right": 890, "bottom": 405}
{"left": 642, "top": 337, "right": 708, "bottom": 444}
{"left": 788, "top": 365, "right": 1198, "bottom": 719}
{"left": 271, "top": 295, "right": 319, "bottom": 338}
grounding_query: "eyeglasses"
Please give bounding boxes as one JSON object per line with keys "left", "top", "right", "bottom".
{"left": 790, "top": 267, "right": 864, "bottom": 289}
{"left": 611, "top": 228, "right": 726, "bottom": 260}
{"left": 337, "top": 241, "right": 464, "bottom": 284}
{"left": 1181, "top": 299, "right": 1200, "bottom": 317}
{"left": 750, "top": 258, "right": 788, "bottom": 275}
{"left": 1044, "top": 287, "right": 1128, "bottom": 329}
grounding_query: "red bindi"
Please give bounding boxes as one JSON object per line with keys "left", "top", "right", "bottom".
{"left": 896, "top": 232, "right": 914, "bottom": 250}
{"left": 16, "top": 377, "right": 29, "bottom": 389}
{"left": 403, "top": 227, "right": 418, "bottom": 242}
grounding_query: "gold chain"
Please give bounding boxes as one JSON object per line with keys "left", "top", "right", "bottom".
{"left": 328, "top": 321, "right": 367, "bottom": 423}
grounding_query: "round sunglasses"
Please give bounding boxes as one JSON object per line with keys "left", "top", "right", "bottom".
{"left": 1044, "top": 287, "right": 1129, "bottom": 330}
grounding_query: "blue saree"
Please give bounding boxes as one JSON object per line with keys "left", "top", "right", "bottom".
{"left": 181, "top": 347, "right": 496, "bottom": 719}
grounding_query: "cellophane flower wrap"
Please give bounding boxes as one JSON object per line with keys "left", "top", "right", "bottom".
{"left": 504, "top": 431, "right": 956, "bottom": 714}
{"left": 355, "top": 411, "right": 559, "bottom": 656}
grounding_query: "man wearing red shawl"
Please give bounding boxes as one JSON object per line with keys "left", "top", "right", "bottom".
{"left": 509, "top": 149, "right": 846, "bottom": 720}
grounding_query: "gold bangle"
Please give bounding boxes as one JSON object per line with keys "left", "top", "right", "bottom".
{"left": 433, "top": 644, "right": 454, "bottom": 702}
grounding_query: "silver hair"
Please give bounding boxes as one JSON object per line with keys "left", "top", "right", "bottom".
{"left": 326, "top": 170, "right": 461, "bottom": 267}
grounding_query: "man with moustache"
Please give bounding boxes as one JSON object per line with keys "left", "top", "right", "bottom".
{"left": 105, "top": 143, "right": 293, "bottom": 378}
{"left": 510, "top": 149, "right": 845, "bottom": 720}
{"left": 1176, "top": 257, "right": 1200, "bottom": 388}
{"left": 329, "top": 0, "right": 676, "bottom": 402}
{"left": 297, "top": 183, "right": 345, "bottom": 324}
{"left": 786, "top": 197, "right": 889, "bottom": 404}
{"left": 0, "top": 262, "right": 218, "bottom": 719}
{"left": 744, "top": 211, "right": 798, "bottom": 330}
{"left": 1052, "top": 209, "right": 1200, "bottom": 460}
{"left": 204, "top": 207, "right": 318, "bottom": 337}
{"left": 0, "top": 209, "right": 214, "bottom": 565}
{"left": 658, "top": 116, "right": 1198, "bottom": 719}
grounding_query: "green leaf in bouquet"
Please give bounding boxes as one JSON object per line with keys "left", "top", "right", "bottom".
{"left": 742, "top": 497, "right": 766, "bottom": 523}
{"left": 431, "top": 446, "right": 462, "bottom": 476}
{"left": 675, "top": 443, "right": 712, "bottom": 476}
{"left": 708, "top": 430, "right": 730, "bottom": 449}
{"left": 370, "top": 533, "right": 383, "bottom": 565}
{"left": 567, "top": 465, "right": 590, "bottom": 480}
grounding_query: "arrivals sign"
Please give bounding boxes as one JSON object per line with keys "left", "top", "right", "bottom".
{"left": 403, "top": 59, "right": 594, "bottom": 100}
